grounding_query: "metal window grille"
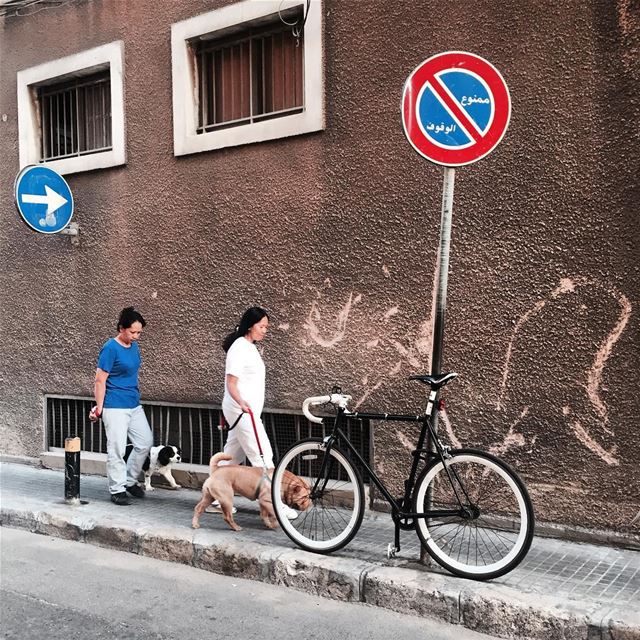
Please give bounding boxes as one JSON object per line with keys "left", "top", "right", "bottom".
{"left": 44, "top": 396, "right": 371, "bottom": 482}
{"left": 195, "top": 16, "right": 304, "bottom": 134}
{"left": 39, "top": 71, "right": 112, "bottom": 161}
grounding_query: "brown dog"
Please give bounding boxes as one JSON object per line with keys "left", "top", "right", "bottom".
{"left": 192, "top": 453, "right": 311, "bottom": 531}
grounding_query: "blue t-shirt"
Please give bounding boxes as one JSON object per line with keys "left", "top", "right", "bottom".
{"left": 97, "top": 338, "right": 142, "bottom": 409}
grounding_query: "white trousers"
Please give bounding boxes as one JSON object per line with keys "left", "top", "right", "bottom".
{"left": 102, "top": 406, "right": 153, "bottom": 494}
{"left": 222, "top": 408, "right": 273, "bottom": 468}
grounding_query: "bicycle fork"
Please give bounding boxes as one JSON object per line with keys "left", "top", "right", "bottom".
{"left": 310, "top": 434, "right": 338, "bottom": 499}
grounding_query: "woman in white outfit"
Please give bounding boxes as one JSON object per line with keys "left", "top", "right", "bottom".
{"left": 207, "top": 306, "right": 297, "bottom": 519}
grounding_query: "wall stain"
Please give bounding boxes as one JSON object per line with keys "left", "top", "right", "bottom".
{"left": 303, "top": 275, "right": 632, "bottom": 467}
{"left": 302, "top": 291, "right": 360, "bottom": 348}
{"left": 494, "top": 276, "right": 631, "bottom": 466}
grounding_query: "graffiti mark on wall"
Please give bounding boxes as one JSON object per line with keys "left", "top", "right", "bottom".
{"left": 302, "top": 291, "right": 361, "bottom": 348}
{"left": 586, "top": 291, "right": 632, "bottom": 434}
{"left": 354, "top": 361, "right": 403, "bottom": 410}
{"left": 497, "top": 278, "right": 575, "bottom": 411}
{"left": 494, "top": 276, "right": 631, "bottom": 465}
{"left": 489, "top": 407, "right": 533, "bottom": 457}
{"left": 302, "top": 275, "right": 632, "bottom": 466}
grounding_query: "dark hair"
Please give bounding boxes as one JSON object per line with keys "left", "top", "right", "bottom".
{"left": 222, "top": 306, "right": 269, "bottom": 352}
{"left": 117, "top": 306, "right": 146, "bottom": 331}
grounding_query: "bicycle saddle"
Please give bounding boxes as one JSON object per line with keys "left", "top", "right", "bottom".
{"left": 409, "top": 372, "right": 458, "bottom": 389}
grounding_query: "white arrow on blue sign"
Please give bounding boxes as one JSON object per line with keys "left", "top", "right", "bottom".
{"left": 14, "top": 165, "right": 74, "bottom": 234}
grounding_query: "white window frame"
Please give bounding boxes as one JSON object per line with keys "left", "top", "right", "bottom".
{"left": 17, "top": 41, "right": 126, "bottom": 176}
{"left": 171, "top": 0, "right": 324, "bottom": 156}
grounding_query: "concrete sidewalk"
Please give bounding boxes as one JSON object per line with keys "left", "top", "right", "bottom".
{"left": 1, "top": 461, "right": 638, "bottom": 640}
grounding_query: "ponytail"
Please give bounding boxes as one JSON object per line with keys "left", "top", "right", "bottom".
{"left": 222, "top": 326, "right": 241, "bottom": 353}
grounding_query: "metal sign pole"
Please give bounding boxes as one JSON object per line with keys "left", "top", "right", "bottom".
{"left": 421, "top": 166, "right": 455, "bottom": 562}
{"left": 431, "top": 166, "right": 455, "bottom": 381}
{"left": 402, "top": 51, "right": 510, "bottom": 566}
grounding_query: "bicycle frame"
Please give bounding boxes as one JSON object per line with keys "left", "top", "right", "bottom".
{"left": 314, "top": 402, "right": 467, "bottom": 546}
{"left": 287, "top": 377, "right": 534, "bottom": 575}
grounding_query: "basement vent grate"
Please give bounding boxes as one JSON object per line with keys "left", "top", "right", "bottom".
{"left": 44, "top": 395, "right": 371, "bottom": 480}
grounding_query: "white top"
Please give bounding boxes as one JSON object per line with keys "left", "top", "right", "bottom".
{"left": 222, "top": 337, "right": 266, "bottom": 415}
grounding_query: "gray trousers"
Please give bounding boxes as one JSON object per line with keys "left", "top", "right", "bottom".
{"left": 102, "top": 406, "right": 153, "bottom": 494}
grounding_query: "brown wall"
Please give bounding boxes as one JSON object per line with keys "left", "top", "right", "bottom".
{"left": 1, "top": 0, "right": 638, "bottom": 539}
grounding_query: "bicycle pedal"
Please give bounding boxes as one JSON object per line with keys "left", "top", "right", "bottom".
{"left": 387, "top": 543, "right": 398, "bottom": 559}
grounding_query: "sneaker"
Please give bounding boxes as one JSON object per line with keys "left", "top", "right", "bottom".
{"left": 205, "top": 500, "right": 237, "bottom": 515}
{"left": 282, "top": 505, "right": 298, "bottom": 520}
{"left": 110, "top": 491, "right": 132, "bottom": 505}
{"left": 126, "top": 484, "right": 145, "bottom": 498}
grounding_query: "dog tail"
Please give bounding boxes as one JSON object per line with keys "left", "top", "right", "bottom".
{"left": 209, "top": 452, "right": 233, "bottom": 475}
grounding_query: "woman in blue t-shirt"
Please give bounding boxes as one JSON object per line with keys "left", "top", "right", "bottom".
{"left": 89, "top": 307, "right": 153, "bottom": 505}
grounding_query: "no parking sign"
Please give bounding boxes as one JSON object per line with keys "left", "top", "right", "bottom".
{"left": 402, "top": 51, "right": 511, "bottom": 167}
{"left": 400, "top": 51, "right": 513, "bottom": 409}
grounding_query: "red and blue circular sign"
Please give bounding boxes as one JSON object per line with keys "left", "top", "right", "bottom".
{"left": 402, "top": 51, "right": 511, "bottom": 167}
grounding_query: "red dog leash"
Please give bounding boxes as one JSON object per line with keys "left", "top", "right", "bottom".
{"left": 218, "top": 408, "right": 269, "bottom": 473}
{"left": 247, "top": 408, "right": 266, "bottom": 462}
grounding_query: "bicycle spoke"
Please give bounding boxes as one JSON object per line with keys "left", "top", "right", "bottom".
{"left": 273, "top": 440, "right": 364, "bottom": 553}
{"left": 414, "top": 450, "right": 534, "bottom": 579}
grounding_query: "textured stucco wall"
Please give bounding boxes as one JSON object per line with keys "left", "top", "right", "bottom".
{"left": 1, "top": 0, "right": 638, "bottom": 537}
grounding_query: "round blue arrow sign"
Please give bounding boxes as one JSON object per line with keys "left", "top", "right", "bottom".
{"left": 14, "top": 165, "right": 74, "bottom": 234}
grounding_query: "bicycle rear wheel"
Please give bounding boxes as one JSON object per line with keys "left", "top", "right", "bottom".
{"left": 272, "top": 438, "right": 364, "bottom": 554}
{"left": 413, "top": 448, "right": 534, "bottom": 580}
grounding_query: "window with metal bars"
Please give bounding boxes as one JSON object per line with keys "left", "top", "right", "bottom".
{"left": 196, "top": 18, "right": 304, "bottom": 134}
{"left": 39, "top": 71, "right": 112, "bottom": 161}
{"left": 45, "top": 396, "right": 372, "bottom": 483}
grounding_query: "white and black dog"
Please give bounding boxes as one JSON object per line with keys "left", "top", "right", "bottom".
{"left": 124, "top": 444, "right": 182, "bottom": 491}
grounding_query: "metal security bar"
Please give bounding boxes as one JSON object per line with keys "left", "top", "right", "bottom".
{"left": 39, "top": 72, "right": 112, "bottom": 161}
{"left": 195, "top": 15, "right": 304, "bottom": 133}
{"left": 44, "top": 396, "right": 371, "bottom": 481}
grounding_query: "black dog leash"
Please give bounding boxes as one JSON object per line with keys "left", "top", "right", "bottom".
{"left": 218, "top": 413, "right": 244, "bottom": 432}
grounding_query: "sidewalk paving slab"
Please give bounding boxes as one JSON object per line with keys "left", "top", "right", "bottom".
{"left": 1, "top": 461, "right": 638, "bottom": 640}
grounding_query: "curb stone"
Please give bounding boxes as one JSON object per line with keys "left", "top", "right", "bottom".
{"left": 1, "top": 504, "right": 639, "bottom": 640}
{"left": 458, "top": 586, "right": 592, "bottom": 640}
{"left": 139, "top": 527, "right": 196, "bottom": 565}
{"left": 194, "top": 537, "right": 283, "bottom": 582}
{"left": 362, "top": 565, "right": 461, "bottom": 625}
{"left": 85, "top": 521, "right": 137, "bottom": 552}
{"left": 272, "top": 549, "right": 370, "bottom": 602}
{"left": 604, "top": 610, "right": 640, "bottom": 640}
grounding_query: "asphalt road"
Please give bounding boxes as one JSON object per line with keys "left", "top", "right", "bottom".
{"left": 0, "top": 527, "right": 497, "bottom": 640}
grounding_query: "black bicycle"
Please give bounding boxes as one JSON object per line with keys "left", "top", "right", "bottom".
{"left": 271, "top": 372, "right": 534, "bottom": 580}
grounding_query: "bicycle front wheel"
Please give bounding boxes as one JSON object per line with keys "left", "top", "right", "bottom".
{"left": 413, "top": 449, "right": 534, "bottom": 580}
{"left": 272, "top": 438, "right": 365, "bottom": 554}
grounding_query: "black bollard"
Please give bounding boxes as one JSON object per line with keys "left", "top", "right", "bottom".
{"left": 64, "top": 436, "right": 81, "bottom": 504}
